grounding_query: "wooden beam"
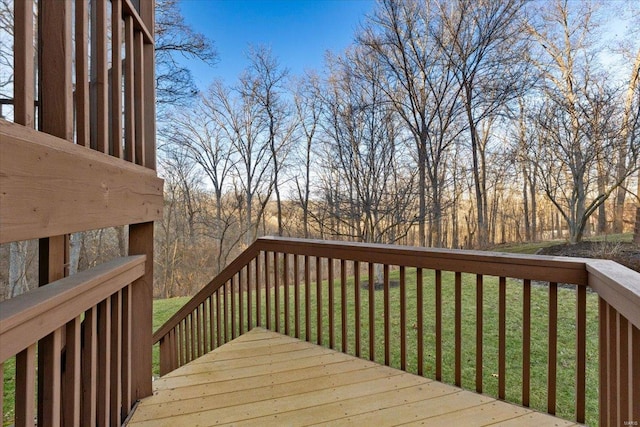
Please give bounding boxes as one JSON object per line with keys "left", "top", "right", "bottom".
{"left": 0, "top": 121, "right": 163, "bottom": 244}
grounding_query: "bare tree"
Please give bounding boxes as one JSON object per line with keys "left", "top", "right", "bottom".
{"left": 358, "top": 0, "right": 468, "bottom": 247}
{"left": 320, "top": 47, "right": 417, "bottom": 245}
{"left": 434, "top": 0, "right": 528, "bottom": 247}
{"left": 526, "top": 0, "right": 639, "bottom": 243}
{"left": 292, "top": 71, "right": 323, "bottom": 238}
{"left": 168, "top": 93, "right": 239, "bottom": 273}
{"left": 242, "top": 46, "right": 296, "bottom": 236}
{"left": 155, "top": 0, "right": 217, "bottom": 110}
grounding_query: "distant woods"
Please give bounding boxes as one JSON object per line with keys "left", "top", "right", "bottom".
{"left": 1, "top": 0, "right": 638, "bottom": 299}
{"left": 156, "top": 0, "right": 639, "bottom": 297}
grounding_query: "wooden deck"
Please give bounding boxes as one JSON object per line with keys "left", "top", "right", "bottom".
{"left": 128, "top": 328, "right": 579, "bottom": 426}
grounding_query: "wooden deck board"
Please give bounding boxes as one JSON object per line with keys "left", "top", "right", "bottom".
{"left": 128, "top": 328, "right": 579, "bottom": 426}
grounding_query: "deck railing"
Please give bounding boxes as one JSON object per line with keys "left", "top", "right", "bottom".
{"left": 153, "top": 236, "right": 640, "bottom": 425}
{"left": 2, "top": 1, "right": 160, "bottom": 425}
{"left": 0, "top": 256, "right": 145, "bottom": 426}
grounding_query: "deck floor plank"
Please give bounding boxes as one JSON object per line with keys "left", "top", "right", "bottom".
{"left": 128, "top": 328, "right": 580, "bottom": 426}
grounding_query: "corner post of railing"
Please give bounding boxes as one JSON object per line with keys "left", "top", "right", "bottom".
{"left": 129, "top": 222, "right": 154, "bottom": 401}
{"left": 588, "top": 260, "right": 640, "bottom": 426}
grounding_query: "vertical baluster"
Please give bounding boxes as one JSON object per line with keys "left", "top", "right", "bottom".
{"left": 384, "top": 264, "right": 390, "bottom": 366}
{"left": 618, "top": 315, "right": 630, "bottom": 425}
{"left": 284, "top": 254, "right": 290, "bottom": 335}
{"left": 317, "top": 257, "right": 323, "bottom": 345}
{"left": 240, "top": 268, "right": 245, "bottom": 336}
{"left": 256, "top": 255, "right": 261, "bottom": 328}
{"left": 216, "top": 290, "right": 222, "bottom": 347}
{"left": 305, "top": 256, "right": 311, "bottom": 341}
{"left": 341, "top": 259, "right": 348, "bottom": 353}
{"left": 400, "top": 266, "right": 407, "bottom": 371}
{"left": 417, "top": 268, "right": 424, "bottom": 376}
{"left": 97, "top": 299, "right": 111, "bottom": 426}
{"left": 94, "top": 0, "right": 109, "bottom": 153}
{"left": 122, "top": 285, "right": 132, "bottom": 413}
{"left": 123, "top": 16, "right": 135, "bottom": 161}
{"left": 133, "top": 30, "right": 146, "bottom": 165}
{"left": 369, "top": 263, "right": 375, "bottom": 361}
{"left": 632, "top": 325, "right": 640, "bottom": 423}
{"left": 63, "top": 316, "right": 81, "bottom": 426}
{"left": 265, "top": 251, "right": 271, "bottom": 330}
{"left": 82, "top": 306, "right": 98, "bottom": 425}
{"left": 598, "top": 298, "right": 608, "bottom": 426}
{"left": 294, "top": 254, "right": 301, "bottom": 338}
{"left": 75, "top": 0, "right": 89, "bottom": 145}
{"left": 548, "top": 281, "right": 558, "bottom": 414}
{"left": 576, "top": 284, "right": 586, "bottom": 422}
{"left": 110, "top": 292, "right": 123, "bottom": 423}
{"left": 522, "top": 279, "right": 531, "bottom": 405}
{"left": 111, "top": 0, "right": 123, "bottom": 158}
{"left": 223, "top": 283, "right": 229, "bottom": 343}
{"left": 354, "top": 261, "right": 361, "bottom": 357}
{"left": 170, "top": 330, "right": 177, "bottom": 371}
{"left": 208, "top": 296, "right": 215, "bottom": 350}
{"left": 435, "top": 270, "right": 442, "bottom": 381}
{"left": 476, "top": 274, "right": 484, "bottom": 393}
{"left": 176, "top": 321, "right": 182, "bottom": 367}
{"left": 190, "top": 312, "right": 196, "bottom": 361}
{"left": 274, "top": 252, "right": 280, "bottom": 333}
{"left": 199, "top": 303, "right": 205, "bottom": 355}
{"left": 15, "top": 344, "right": 36, "bottom": 427}
{"left": 455, "top": 272, "right": 462, "bottom": 386}
{"left": 48, "top": 328, "right": 64, "bottom": 426}
{"left": 328, "top": 258, "right": 335, "bottom": 349}
{"left": 248, "top": 261, "right": 253, "bottom": 331}
{"left": 498, "top": 276, "right": 506, "bottom": 400}
{"left": 607, "top": 302, "right": 618, "bottom": 427}
{"left": 231, "top": 276, "right": 236, "bottom": 339}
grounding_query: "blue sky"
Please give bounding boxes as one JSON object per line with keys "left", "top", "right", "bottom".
{"left": 179, "top": 0, "right": 376, "bottom": 90}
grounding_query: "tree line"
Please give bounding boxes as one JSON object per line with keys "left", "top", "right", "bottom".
{"left": 155, "top": 0, "right": 639, "bottom": 296}
{"left": 1, "top": 0, "right": 638, "bottom": 299}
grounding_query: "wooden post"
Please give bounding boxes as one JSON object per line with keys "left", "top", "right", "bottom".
{"left": 128, "top": 222, "right": 154, "bottom": 400}
{"left": 38, "top": 1, "right": 72, "bottom": 425}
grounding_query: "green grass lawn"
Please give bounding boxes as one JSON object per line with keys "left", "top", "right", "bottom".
{"left": 150, "top": 265, "right": 600, "bottom": 426}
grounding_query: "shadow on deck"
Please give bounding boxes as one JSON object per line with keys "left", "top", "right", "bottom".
{"left": 128, "top": 328, "right": 579, "bottom": 426}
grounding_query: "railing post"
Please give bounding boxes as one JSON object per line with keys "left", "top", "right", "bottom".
{"left": 129, "top": 222, "right": 154, "bottom": 400}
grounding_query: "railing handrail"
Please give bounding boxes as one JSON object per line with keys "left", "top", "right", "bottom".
{"left": 0, "top": 255, "right": 146, "bottom": 362}
{"left": 153, "top": 236, "right": 597, "bottom": 344}
{"left": 152, "top": 242, "right": 261, "bottom": 343}
{"left": 587, "top": 259, "right": 640, "bottom": 329}
{"left": 257, "top": 236, "right": 591, "bottom": 283}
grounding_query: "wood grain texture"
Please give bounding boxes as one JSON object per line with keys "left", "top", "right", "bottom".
{"left": 129, "top": 328, "right": 576, "bottom": 427}
{"left": 128, "top": 222, "right": 154, "bottom": 401}
{"left": 587, "top": 260, "right": 640, "bottom": 329}
{"left": 0, "top": 256, "right": 145, "bottom": 362}
{"left": 39, "top": 0, "right": 73, "bottom": 141}
{"left": 0, "top": 121, "right": 163, "bottom": 244}
{"left": 14, "top": 0, "right": 35, "bottom": 128}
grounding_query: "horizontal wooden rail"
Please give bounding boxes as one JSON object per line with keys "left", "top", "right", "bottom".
{"left": 0, "top": 121, "right": 163, "bottom": 244}
{"left": 255, "top": 237, "right": 590, "bottom": 285}
{"left": 1, "top": 255, "right": 145, "bottom": 362}
{"left": 154, "top": 237, "right": 640, "bottom": 425}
